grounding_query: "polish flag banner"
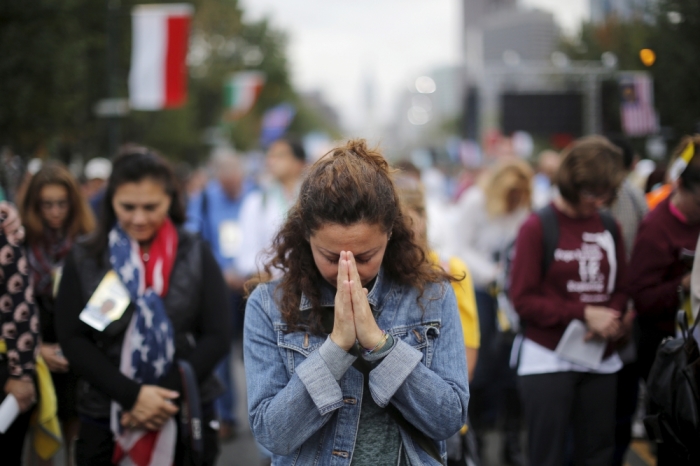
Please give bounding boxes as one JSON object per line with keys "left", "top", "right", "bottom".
{"left": 129, "top": 4, "right": 193, "bottom": 110}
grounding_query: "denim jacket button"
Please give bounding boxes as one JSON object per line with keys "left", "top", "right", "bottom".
{"left": 343, "top": 398, "right": 357, "bottom": 404}
{"left": 332, "top": 450, "right": 349, "bottom": 458}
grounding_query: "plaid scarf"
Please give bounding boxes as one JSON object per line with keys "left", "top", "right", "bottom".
{"left": 27, "top": 228, "right": 72, "bottom": 297}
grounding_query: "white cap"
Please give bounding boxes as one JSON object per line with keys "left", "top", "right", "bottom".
{"left": 85, "top": 158, "right": 112, "bottom": 180}
{"left": 27, "top": 158, "right": 42, "bottom": 175}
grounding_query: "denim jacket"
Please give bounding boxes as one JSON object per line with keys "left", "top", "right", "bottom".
{"left": 244, "top": 268, "right": 470, "bottom": 465}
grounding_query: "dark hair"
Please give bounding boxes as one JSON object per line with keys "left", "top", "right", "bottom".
{"left": 275, "top": 137, "right": 306, "bottom": 162}
{"left": 87, "top": 146, "right": 185, "bottom": 260}
{"left": 556, "top": 136, "right": 625, "bottom": 205}
{"left": 253, "top": 139, "right": 453, "bottom": 334}
{"left": 607, "top": 136, "right": 635, "bottom": 170}
{"left": 20, "top": 161, "right": 95, "bottom": 246}
{"left": 674, "top": 135, "right": 700, "bottom": 193}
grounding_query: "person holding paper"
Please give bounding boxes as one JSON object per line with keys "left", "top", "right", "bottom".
{"left": 627, "top": 135, "right": 700, "bottom": 466}
{"left": 20, "top": 161, "right": 96, "bottom": 465}
{"left": 509, "top": 136, "right": 628, "bottom": 466}
{"left": 55, "top": 147, "right": 230, "bottom": 466}
{"left": 0, "top": 207, "right": 40, "bottom": 465}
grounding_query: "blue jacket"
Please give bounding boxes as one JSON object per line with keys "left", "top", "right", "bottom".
{"left": 185, "top": 180, "right": 246, "bottom": 273}
{"left": 244, "top": 268, "right": 470, "bottom": 465}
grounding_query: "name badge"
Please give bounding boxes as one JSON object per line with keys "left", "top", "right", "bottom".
{"left": 219, "top": 221, "right": 242, "bottom": 259}
{"left": 79, "top": 270, "right": 131, "bottom": 331}
{"left": 51, "top": 266, "right": 63, "bottom": 298}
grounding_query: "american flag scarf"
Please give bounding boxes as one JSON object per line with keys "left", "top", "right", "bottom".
{"left": 108, "top": 220, "right": 178, "bottom": 466}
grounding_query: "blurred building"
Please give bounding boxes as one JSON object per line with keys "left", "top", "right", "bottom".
{"left": 482, "top": 9, "right": 557, "bottom": 63}
{"left": 458, "top": 0, "right": 619, "bottom": 149}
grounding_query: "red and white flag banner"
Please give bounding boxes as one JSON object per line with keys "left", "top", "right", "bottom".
{"left": 129, "top": 4, "right": 193, "bottom": 110}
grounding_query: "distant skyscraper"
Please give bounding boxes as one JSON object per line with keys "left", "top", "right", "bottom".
{"left": 463, "top": 0, "right": 516, "bottom": 27}
{"left": 482, "top": 9, "right": 557, "bottom": 62}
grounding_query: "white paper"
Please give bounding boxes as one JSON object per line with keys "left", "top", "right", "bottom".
{"left": 0, "top": 394, "right": 20, "bottom": 433}
{"left": 555, "top": 320, "right": 606, "bottom": 370}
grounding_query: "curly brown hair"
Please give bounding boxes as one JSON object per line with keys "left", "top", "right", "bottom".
{"left": 255, "top": 139, "right": 453, "bottom": 334}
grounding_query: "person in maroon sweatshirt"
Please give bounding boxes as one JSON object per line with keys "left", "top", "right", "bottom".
{"left": 509, "top": 136, "right": 627, "bottom": 466}
{"left": 626, "top": 135, "right": 700, "bottom": 465}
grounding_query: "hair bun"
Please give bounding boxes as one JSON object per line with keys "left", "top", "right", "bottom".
{"left": 337, "top": 139, "right": 389, "bottom": 173}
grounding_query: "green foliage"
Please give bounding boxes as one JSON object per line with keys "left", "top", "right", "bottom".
{"left": 0, "top": 0, "right": 336, "bottom": 162}
{"left": 649, "top": 0, "right": 700, "bottom": 137}
{"left": 558, "top": 2, "right": 700, "bottom": 141}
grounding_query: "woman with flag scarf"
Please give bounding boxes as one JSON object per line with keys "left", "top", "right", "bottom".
{"left": 20, "top": 161, "right": 95, "bottom": 465}
{"left": 55, "top": 148, "right": 230, "bottom": 465}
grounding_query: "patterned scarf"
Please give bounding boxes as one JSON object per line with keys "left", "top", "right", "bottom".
{"left": 27, "top": 228, "right": 72, "bottom": 297}
{"left": 109, "top": 219, "right": 179, "bottom": 466}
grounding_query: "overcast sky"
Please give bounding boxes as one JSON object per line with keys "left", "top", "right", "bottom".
{"left": 238, "top": 0, "right": 588, "bottom": 134}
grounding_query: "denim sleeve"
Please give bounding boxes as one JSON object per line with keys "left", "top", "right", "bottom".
{"left": 368, "top": 284, "right": 470, "bottom": 441}
{"left": 244, "top": 286, "right": 349, "bottom": 455}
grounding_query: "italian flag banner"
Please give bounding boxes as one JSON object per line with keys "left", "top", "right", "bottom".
{"left": 224, "top": 71, "right": 266, "bottom": 120}
{"left": 129, "top": 3, "right": 193, "bottom": 110}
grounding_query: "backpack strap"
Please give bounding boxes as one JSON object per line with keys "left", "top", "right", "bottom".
{"left": 199, "top": 189, "right": 211, "bottom": 242}
{"left": 599, "top": 210, "right": 620, "bottom": 242}
{"left": 535, "top": 205, "right": 559, "bottom": 277}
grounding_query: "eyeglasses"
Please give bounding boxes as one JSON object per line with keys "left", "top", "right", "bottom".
{"left": 580, "top": 190, "right": 612, "bottom": 202}
{"left": 40, "top": 199, "right": 69, "bottom": 211}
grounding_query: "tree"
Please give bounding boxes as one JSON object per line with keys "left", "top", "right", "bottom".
{"left": 558, "top": 2, "right": 700, "bottom": 142}
{"left": 649, "top": 0, "right": 700, "bottom": 137}
{"left": 0, "top": 0, "right": 337, "bottom": 163}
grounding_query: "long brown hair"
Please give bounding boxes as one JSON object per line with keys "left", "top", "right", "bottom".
{"left": 256, "top": 139, "right": 453, "bottom": 334}
{"left": 21, "top": 161, "right": 95, "bottom": 246}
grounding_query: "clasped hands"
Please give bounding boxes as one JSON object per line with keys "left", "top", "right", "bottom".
{"left": 330, "top": 251, "right": 384, "bottom": 352}
{"left": 120, "top": 385, "right": 179, "bottom": 431}
{"left": 583, "top": 305, "right": 634, "bottom": 342}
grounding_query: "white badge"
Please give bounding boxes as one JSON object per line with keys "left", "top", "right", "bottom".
{"left": 79, "top": 270, "right": 131, "bottom": 331}
{"left": 219, "top": 221, "right": 242, "bottom": 259}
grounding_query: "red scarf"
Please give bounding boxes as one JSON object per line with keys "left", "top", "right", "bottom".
{"left": 139, "top": 219, "right": 178, "bottom": 297}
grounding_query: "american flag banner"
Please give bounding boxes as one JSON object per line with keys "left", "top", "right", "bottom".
{"left": 619, "top": 73, "right": 658, "bottom": 137}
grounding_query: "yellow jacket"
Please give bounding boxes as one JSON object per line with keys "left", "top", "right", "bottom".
{"left": 428, "top": 251, "right": 480, "bottom": 349}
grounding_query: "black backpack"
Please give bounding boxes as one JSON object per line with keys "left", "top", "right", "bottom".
{"left": 644, "top": 311, "right": 700, "bottom": 461}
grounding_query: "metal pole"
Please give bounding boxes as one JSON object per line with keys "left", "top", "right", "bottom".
{"left": 106, "top": 0, "right": 121, "bottom": 156}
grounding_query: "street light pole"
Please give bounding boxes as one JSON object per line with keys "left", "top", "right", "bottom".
{"left": 106, "top": 0, "right": 121, "bottom": 157}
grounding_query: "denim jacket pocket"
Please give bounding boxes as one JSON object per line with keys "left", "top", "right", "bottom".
{"left": 275, "top": 323, "right": 327, "bottom": 376}
{"left": 392, "top": 321, "right": 441, "bottom": 368}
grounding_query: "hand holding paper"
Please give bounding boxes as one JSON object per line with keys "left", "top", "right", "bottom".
{"left": 584, "top": 305, "right": 620, "bottom": 339}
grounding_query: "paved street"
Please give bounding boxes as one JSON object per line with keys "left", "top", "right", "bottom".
{"left": 216, "top": 339, "right": 263, "bottom": 466}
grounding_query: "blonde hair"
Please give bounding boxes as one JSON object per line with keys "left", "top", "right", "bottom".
{"left": 480, "top": 159, "right": 533, "bottom": 217}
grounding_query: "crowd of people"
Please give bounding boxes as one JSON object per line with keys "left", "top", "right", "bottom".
{"left": 0, "top": 132, "right": 698, "bottom": 466}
